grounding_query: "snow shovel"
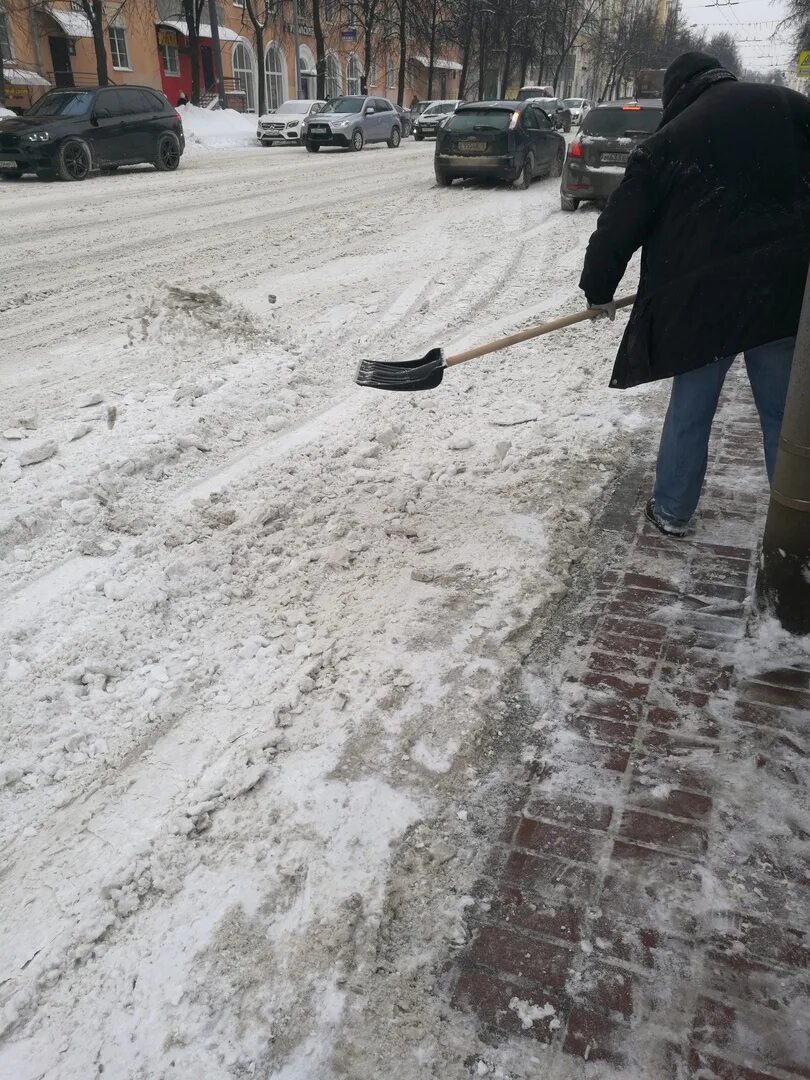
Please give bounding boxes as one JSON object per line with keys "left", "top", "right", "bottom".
{"left": 355, "top": 295, "right": 636, "bottom": 392}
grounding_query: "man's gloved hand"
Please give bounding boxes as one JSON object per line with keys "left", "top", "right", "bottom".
{"left": 587, "top": 299, "right": 616, "bottom": 321}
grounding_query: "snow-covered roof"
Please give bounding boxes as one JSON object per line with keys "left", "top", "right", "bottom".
{"left": 158, "top": 20, "right": 241, "bottom": 43}
{"left": 46, "top": 9, "right": 93, "bottom": 38}
{"left": 3, "top": 66, "right": 51, "bottom": 87}
{"left": 411, "top": 55, "right": 463, "bottom": 72}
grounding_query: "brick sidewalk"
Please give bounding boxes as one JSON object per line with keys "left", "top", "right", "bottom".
{"left": 450, "top": 374, "right": 810, "bottom": 1079}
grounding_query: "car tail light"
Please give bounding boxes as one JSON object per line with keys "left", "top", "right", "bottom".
{"left": 621, "top": 104, "right": 642, "bottom": 111}
{"left": 568, "top": 139, "right": 582, "bottom": 158}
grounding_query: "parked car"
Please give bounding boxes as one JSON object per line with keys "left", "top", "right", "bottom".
{"left": 257, "top": 99, "right": 326, "bottom": 145}
{"left": 530, "top": 97, "right": 572, "bottom": 133}
{"left": 434, "top": 100, "right": 565, "bottom": 189}
{"left": 414, "top": 100, "right": 461, "bottom": 140}
{"left": 0, "top": 85, "right": 184, "bottom": 181}
{"left": 303, "top": 95, "right": 401, "bottom": 151}
{"left": 563, "top": 97, "right": 592, "bottom": 126}
{"left": 560, "top": 98, "right": 663, "bottom": 211}
{"left": 412, "top": 100, "right": 435, "bottom": 119}
{"left": 393, "top": 103, "right": 414, "bottom": 137}
{"left": 516, "top": 85, "right": 555, "bottom": 102}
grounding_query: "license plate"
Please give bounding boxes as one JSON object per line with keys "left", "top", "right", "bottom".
{"left": 311, "top": 125, "right": 327, "bottom": 132}
{"left": 601, "top": 152, "right": 628, "bottom": 164}
{"left": 459, "top": 140, "right": 487, "bottom": 154}
{"left": 0, "top": 160, "right": 17, "bottom": 169}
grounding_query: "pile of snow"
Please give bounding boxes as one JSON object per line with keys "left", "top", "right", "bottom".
{"left": 177, "top": 103, "right": 257, "bottom": 150}
{"left": 0, "top": 107, "right": 17, "bottom": 119}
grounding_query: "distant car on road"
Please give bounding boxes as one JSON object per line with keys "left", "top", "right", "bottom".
{"left": 560, "top": 98, "right": 663, "bottom": 211}
{"left": 414, "top": 100, "right": 461, "bottom": 140}
{"left": 0, "top": 85, "right": 184, "bottom": 181}
{"left": 434, "top": 100, "right": 565, "bottom": 189}
{"left": 516, "top": 85, "right": 555, "bottom": 102}
{"left": 530, "top": 97, "right": 572, "bottom": 133}
{"left": 563, "top": 97, "right": 592, "bottom": 126}
{"left": 303, "top": 95, "right": 401, "bottom": 151}
{"left": 257, "top": 99, "right": 326, "bottom": 145}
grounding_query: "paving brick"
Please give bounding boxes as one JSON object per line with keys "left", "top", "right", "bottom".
{"left": 619, "top": 809, "right": 709, "bottom": 856}
{"left": 623, "top": 571, "right": 681, "bottom": 593}
{"left": 501, "top": 849, "right": 600, "bottom": 902}
{"left": 692, "top": 996, "right": 810, "bottom": 1077}
{"left": 488, "top": 886, "right": 582, "bottom": 944}
{"left": 607, "top": 587, "right": 676, "bottom": 621}
{"left": 752, "top": 666, "right": 810, "bottom": 690}
{"left": 580, "top": 693, "right": 645, "bottom": 724}
{"left": 739, "top": 680, "right": 810, "bottom": 712}
{"left": 514, "top": 818, "right": 609, "bottom": 864}
{"left": 582, "top": 671, "right": 650, "bottom": 699}
{"left": 593, "top": 630, "right": 665, "bottom": 660}
{"left": 587, "top": 913, "right": 695, "bottom": 972}
{"left": 469, "top": 924, "right": 573, "bottom": 989}
{"left": 601, "top": 615, "right": 669, "bottom": 641}
{"left": 708, "top": 915, "right": 810, "bottom": 973}
{"left": 687, "top": 1048, "right": 789, "bottom": 1080}
{"left": 522, "top": 795, "right": 614, "bottom": 832}
{"left": 562, "top": 1005, "right": 628, "bottom": 1066}
{"left": 733, "top": 699, "right": 809, "bottom": 736}
{"left": 568, "top": 713, "right": 638, "bottom": 747}
{"left": 628, "top": 784, "right": 713, "bottom": 821}
{"left": 589, "top": 649, "right": 659, "bottom": 680}
{"left": 452, "top": 966, "right": 566, "bottom": 1043}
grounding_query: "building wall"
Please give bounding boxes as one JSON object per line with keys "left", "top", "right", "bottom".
{"left": 2, "top": 1, "right": 462, "bottom": 111}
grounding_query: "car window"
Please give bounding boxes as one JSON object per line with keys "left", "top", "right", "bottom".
{"left": 123, "top": 89, "right": 151, "bottom": 114}
{"left": 143, "top": 89, "right": 168, "bottom": 112}
{"left": 522, "top": 106, "right": 537, "bottom": 128}
{"left": 375, "top": 98, "right": 392, "bottom": 111}
{"left": 533, "top": 107, "right": 551, "bottom": 130}
{"left": 28, "top": 91, "right": 93, "bottom": 117}
{"left": 581, "top": 106, "right": 662, "bottom": 136}
{"left": 446, "top": 108, "right": 513, "bottom": 133}
{"left": 97, "top": 90, "right": 126, "bottom": 117}
{"left": 324, "top": 96, "right": 364, "bottom": 113}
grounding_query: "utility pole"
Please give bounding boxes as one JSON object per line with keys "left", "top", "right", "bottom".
{"left": 292, "top": 0, "right": 302, "bottom": 98}
{"left": 207, "top": 0, "right": 227, "bottom": 108}
{"left": 755, "top": 265, "right": 810, "bottom": 634}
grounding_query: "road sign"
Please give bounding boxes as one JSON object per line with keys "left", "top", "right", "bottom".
{"left": 798, "top": 50, "right": 810, "bottom": 78}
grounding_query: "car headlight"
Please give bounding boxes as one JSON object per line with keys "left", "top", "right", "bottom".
{"left": 286, "top": 120, "right": 298, "bottom": 128}
{"left": 27, "top": 131, "right": 50, "bottom": 142}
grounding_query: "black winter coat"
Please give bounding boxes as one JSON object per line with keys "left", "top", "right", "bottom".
{"left": 580, "top": 74, "right": 810, "bottom": 389}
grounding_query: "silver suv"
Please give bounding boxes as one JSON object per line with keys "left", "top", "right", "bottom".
{"left": 303, "top": 96, "right": 401, "bottom": 152}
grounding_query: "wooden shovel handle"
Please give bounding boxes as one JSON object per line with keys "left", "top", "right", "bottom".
{"left": 445, "top": 294, "right": 637, "bottom": 369}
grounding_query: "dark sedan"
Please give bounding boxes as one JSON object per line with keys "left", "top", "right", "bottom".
{"left": 0, "top": 85, "right": 183, "bottom": 181}
{"left": 560, "top": 99, "right": 662, "bottom": 210}
{"left": 531, "top": 97, "right": 572, "bottom": 132}
{"left": 434, "top": 100, "right": 565, "bottom": 189}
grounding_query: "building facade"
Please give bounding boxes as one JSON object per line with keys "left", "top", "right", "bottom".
{"left": 1, "top": 1, "right": 462, "bottom": 113}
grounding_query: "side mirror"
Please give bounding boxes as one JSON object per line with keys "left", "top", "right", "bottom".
{"left": 365, "top": 107, "right": 375, "bottom": 115}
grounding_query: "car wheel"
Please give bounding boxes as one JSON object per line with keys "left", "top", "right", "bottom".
{"left": 305, "top": 141, "right": 320, "bottom": 152}
{"left": 549, "top": 145, "right": 564, "bottom": 178}
{"left": 514, "top": 152, "right": 534, "bottom": 190}
{"left": 560, "top": 193, "right": 579, "bottom": 211}
{"left": 57, "top": 138, "right": 92, "bottom": 181}
{"left": 351, "top": 129, "right": 364, "bottom": 152}
{"left": 388, "top": 126, "right": 401, "bottom": 148}
{"left": 155, "top": 132, "right": 181, "bottom": 172}
{"left": 434, "top": 165, "right": 452, "bottom": 187}
{"left": 414, "top": 132, "right": 424, "bottom": 141}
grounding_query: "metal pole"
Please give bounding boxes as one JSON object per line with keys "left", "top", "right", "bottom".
{"left": 207, "top": 0, "right": 227, "bottom": 109}
{"left": 755, "top": 264, "right": 810, "bottom": 634}
{"left": 292, "top": 0, "right": 302, "bottom": 99}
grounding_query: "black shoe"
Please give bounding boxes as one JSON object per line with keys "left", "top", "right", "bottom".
{"left": 644, "top": 498, "right": 688, "bottom": 538}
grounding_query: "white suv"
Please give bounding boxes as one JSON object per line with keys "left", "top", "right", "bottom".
{"left": 257, "top": 99, "right": 326, "bottom": 146}
{"left": 413, "top": 100, "right": 461, "bottom": 140}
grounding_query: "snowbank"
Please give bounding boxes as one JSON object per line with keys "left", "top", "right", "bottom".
{"left": 0, "top": 107, "right": 17, "bottom": 119}
{"left": 177, "top": 102, "right": 258, "bottom": 150}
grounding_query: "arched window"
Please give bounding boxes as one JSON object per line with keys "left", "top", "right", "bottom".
{"left": 325, "top": 54, "right": 342, "bottom": 99}
{"left": 232, "top": 41, "right": 256, "bottom": 113}
{"left": 299, "top": 44, "right": 316, "bottom": 99}
{"left": 346, "top": 54, "right": 362, "bottom": 96}
{"left": 264, "top": 44, "right": 286, "bottom": 109}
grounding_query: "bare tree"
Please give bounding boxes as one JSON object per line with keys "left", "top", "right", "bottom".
{"left": 342, "top": 0, "right": 384, "bottom": 92}
{"left": 179, "top": 0, "right": 206, "bottom": 104}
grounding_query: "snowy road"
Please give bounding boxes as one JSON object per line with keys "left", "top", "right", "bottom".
{"left": 0, "top": 140, "right": 659, "bottom": 1078}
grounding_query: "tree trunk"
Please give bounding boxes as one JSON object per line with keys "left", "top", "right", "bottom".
{"left": 397, "top": 0, "right": 407, "bottom": 105}
{"left": 189, "top": 28, "right": 201, "bottom": 104}
{"left": 313, "top": 0, "right": 326, "bottom": 99}
{"left": 502, "top": 39, "right": 513, "bottom": 98}
{"left": 255, "top": 25, "right": 265, "bottom": 113}
{"left": 426, "top": 0, "right": 438, "bottom": 99}
{"left": 518, "top": 45, "right": 529, "bottom": 90}
{"left": 477, "top": 10, "right": 486, "bottom": 100}
{"left": 362, "top": 25, "right": 372, "bottom": 94}
{"left": 458, "top": 11, "right": 473, "bottom": 100}
{"left": 90, "top": 0, "right": 109, "bottom": 86}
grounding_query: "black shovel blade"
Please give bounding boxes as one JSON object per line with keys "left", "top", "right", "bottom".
{"left": 355, "top": 348, "right": 446, "bottom": 392}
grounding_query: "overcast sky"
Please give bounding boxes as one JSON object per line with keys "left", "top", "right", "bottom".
{"left": 679, "top": 0, "right": 797, "bottom": 73}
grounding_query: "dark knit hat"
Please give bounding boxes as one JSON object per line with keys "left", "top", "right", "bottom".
{"left": 662, "top": 52, "right": 722, "bottom": 109}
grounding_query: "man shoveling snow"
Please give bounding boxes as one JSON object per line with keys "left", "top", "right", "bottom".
{"left": 580, "top": 51, "right": 810, "bottom": 537}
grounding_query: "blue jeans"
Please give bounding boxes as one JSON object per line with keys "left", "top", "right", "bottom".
{"left": 653, "top": 338, "right": 795, "bottom": 527}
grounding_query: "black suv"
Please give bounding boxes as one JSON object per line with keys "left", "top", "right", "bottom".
{"left": 0, "top": 86, "right": 184, "bottom": 181}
